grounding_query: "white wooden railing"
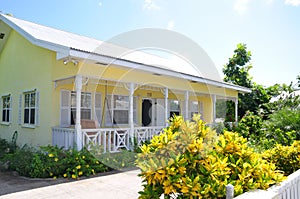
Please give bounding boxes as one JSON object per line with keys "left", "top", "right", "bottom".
{"left": 52, "top": 127, "right": 76, "bottom": 149}
{"left": 82, "top": 128, "right": 130, "bottom": 152}
{"left": 232, "top": 169, "right": 300, "bottom": 199}
{"left": 134, "top": 126, "right": 164, "bottom": 145}
{"left": 52, "top": 126, "right": 164, "bottom": 152}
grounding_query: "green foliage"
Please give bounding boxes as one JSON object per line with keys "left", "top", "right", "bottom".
{"left": 264, "top": 108, "right": 300, "bottom": 142}
{"left": 223, "top": 43, "right": 252, "bottom": 88}
{"left": 3, "top": 145, "right": 110, "bottom": 179}
{"left": 136, "top": 115, "right": 285, "bottom": 198}
{"left": 263, "top": 141, "right": 300, "bottom": 175}
{"left": 93, "top": 149, "right": 137, "bottom": 170}
{"left": 236, "top": 111, "right": 263, "bottom": 140}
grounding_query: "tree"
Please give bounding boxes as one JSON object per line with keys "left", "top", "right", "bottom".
{"left": 222, "top": 43, "right": 267, "bottom": 119}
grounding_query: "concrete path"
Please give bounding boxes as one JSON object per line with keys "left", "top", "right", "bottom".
{"left": 0, "top": 170, "right": 143, "bottom": 199}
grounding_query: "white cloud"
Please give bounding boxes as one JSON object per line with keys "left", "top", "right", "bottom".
{"left": 234, "top": 0, "right": 251, "bottom": 15}
{"left": 285, "top": 0, "right": 300, "bottom": 6}
{"left": 143, "top": 0, "right": 161, "bottom": 10}
{"left": 167, "top": 20, "right": 175, "bottom": 30}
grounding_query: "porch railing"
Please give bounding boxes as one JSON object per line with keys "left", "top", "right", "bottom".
{"left": 52, "top": 126, "right": 164, "bottom": 152}
{"left": 51, "top": 127, "right": 76, "bottom": 149}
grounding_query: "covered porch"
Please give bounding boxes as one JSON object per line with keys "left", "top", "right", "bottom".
{"left": 51, "top": 75, "right": 239, "bottom": 151}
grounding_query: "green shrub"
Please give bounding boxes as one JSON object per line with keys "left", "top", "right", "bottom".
{"left": 263, "top": 141, "right": 300, "bottom": 175}
{"left": 263, "top": 108, "right": 300, "bottom": 142}
{"left": 236, "top": 111, "right": 263, "bottom": 140}
{"left": 93, "top": 149, "right": 137, "bottom": 170}
{"left": 136, "top": 115, "right": 285, "bottom": 199}
{"left": 4, "top": 145, "right": 110, "bottom": 179}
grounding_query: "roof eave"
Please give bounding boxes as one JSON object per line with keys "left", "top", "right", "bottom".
{"left": 0, "top": 14, "right": 70, "bottom": 56}
{"left": 69, "top": 48, "right": 252, "bottom": 94}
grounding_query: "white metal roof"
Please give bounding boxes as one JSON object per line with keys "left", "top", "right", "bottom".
{"left": 0, "top": 14, "right": 251, "bottom": 93}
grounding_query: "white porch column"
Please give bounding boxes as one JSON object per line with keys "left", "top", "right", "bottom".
{"left": 235, "top": 97, "right": 238, "bottom": 126}
{"left": 75, "top": 75, "right": 82, "bottom": 150}
{"left": 129, "top": 82, "right": 135, "bottom": 146}
{"left": 164, "top": 88, "right": 169, "bottom": 127}
{"left": 185, "top": 91, "right": 189, "bottom": 120}
{"left": 212, "top": 94, "right": 216, "bottom": 123}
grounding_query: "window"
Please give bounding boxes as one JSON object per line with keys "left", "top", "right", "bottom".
{"left": 189, "top": 101, "right": 204, "bottom": 120}
{"left": 169, "top": 100, "right": 180, "bottom": 117}
{"left": 70, "top": 92, "right": 92, "bottom": 125}
{"left": 189, "top": 101, "right": 199, "bottom": 118}
{"left": 2, "top": 95, "right": 11, "bottom": 123}
{"left": 106, "top": 95, "right": 137, "bottom": 126}
{"left": 23, "top": 91, "right": 37, "bottom": 125}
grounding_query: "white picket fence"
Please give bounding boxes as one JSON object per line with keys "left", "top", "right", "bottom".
{"left": 232, "top": 169, "right": 300, "bottom": 199}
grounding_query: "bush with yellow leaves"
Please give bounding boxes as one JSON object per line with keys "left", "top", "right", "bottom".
{"left": 263, "top": 141, "right": 300, "bottom": 175}
{"left": 136, "top": 115, "right": 285, "bottom": 199}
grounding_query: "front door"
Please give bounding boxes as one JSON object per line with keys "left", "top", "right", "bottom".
{"left": 142, "top": 99, "right": 152, "bottom": 126}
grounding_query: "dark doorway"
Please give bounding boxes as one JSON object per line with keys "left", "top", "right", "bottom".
{"left": 142, "top": 99, "right": 152, "bottom": 126}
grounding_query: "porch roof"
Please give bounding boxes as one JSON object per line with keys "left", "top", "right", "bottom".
{"left": 0, "top": 14, "right": 251, "bottom": 94}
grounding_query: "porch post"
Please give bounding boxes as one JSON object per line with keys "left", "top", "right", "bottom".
{"left": 75, "top": 75, "right": 82, "bottom": 150}
{"left": 164, "top": 88, "right": 169, "bottom": 127}
{"left": 235, "top": 97, "right": 238, "bottom": 126}
{"left": 185, "top": 91, "right": 189, "bottom": 120}
{"left": 212, "top": 94, "right": 216, "bottom": 123}
{"left": 129, "top": 82, "right": 135, "bottom": 147}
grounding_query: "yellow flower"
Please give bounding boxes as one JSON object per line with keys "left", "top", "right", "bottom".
{"left": 50, "top": 172, "right": 53, "bottom": 176}
{"left": 54, "top": 158, "right": 59, "bottom": 162}
{"left": 76, "top": 165, "right": 81, "bottom": 169}
{"left": 95, "top": 161, "right": 99, "bottom": 164}
{"left": 48, "top": 153, "right": 54, "bottom": 158}
{"left": 53, "top": 176, "right": 57, "bottom": 180}
{"left": 82, "top": 156, "right": 85, "bottom": 159}
{"left": 78, "top": 171, "right": 83, "bottom": 176}
{"left": 86, "top": 165, "right": 89, "bottom": 168}
{"left": 72, "top": 174, "right": 76, "bottom": 179}
{"left": 63, "top": 174, "right": 67, "bottom": 178}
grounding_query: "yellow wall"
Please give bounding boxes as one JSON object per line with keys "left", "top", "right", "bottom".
{"left": 0, "top": 30, "right": 55, "bottom": 146}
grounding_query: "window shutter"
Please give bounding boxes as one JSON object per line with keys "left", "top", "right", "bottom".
{"left": 155, "top": 99, "right": 165, "bottom": 126}
{"left": 133, "top": 96, "right": 137, "bottom": 124}
{"left": 94, "top": 92, "right": 102, "bottom": 127}
{"left": 60, "top": 90, "right": 71, "bottom": 127}
{"left": 199, "top": 102, "right": 204, "bottom": 120}
{"left": 35, "top": 91, "right": 40, "bottom": 126}
{"left": 18, "top": 94, "right": 22, "bottom": 125}
{"left": 9, "top": 95, "right": 12, "bottom": 123}
{"left": 105, "top": 95, "right": 112, "bottom": 126}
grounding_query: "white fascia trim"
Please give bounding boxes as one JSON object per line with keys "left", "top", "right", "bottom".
{"left": 69, "top": 49, "right": 251, "bottom": 94}
{"left": 0, "top": 15, "right": 70, "bottom": 56}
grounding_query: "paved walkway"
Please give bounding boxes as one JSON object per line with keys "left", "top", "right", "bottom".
{"left": 0, "top": 170, "right": 143, "bottom": 199}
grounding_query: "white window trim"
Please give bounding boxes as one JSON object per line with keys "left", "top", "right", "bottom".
{"left": 20, "top": 90, "right": 39, "bottom": 129}
{"left": 169, "top": 99, "right": 181, "bottom": 118}
{"left": 1, "top": 94, "right": 12, "bottom": 125}
{"left": 70, "top": 91, "right": 92, "bottom": 125}
{"left": 105, "top": 94, "right": 137, "bottom": 126}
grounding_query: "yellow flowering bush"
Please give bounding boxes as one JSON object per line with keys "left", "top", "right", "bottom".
{"left": 263, "top": 141, "right": 300, "bottom": 175}
{"left": 136, "top": 115, "right": 285, "bottom": 199}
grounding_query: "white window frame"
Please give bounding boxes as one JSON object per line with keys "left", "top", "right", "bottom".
{"left": 105, "top": 94, "right": 137, "bottom": 126}
{"left": 169, "top": 99, "right": 180, "bottom": 118}
{"left": 189, "top": 100, "right": 204, "bottom": 120}
{"left": 21, "top": 90, "right": 39, "bottom": 128}
{"left": 70, "top": 91, "right": 92, "bottom": 125}
{"left": 1, "top": 94, "right": 12, "bottom": 125}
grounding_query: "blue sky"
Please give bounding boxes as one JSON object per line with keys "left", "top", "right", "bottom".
{"left": 1, "top": 0, "right": 299, "bottom": 87}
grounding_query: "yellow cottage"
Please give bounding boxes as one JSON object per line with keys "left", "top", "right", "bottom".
{"left": 0, "top": 14, "right": 250, "bottom": 151}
